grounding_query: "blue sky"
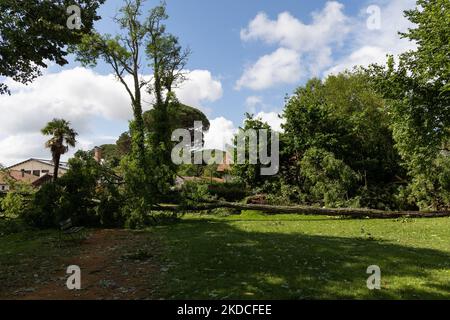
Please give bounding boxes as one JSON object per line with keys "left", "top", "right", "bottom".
{"left": 89, "top": 0, "right": 365, "bottom": 123}
{"left": 0, "top": 0, "right": 417, "bottom": 165}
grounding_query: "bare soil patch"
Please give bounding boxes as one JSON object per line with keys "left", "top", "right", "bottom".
{"left": 8, "top": 229, "right": 162, "bottom": 300}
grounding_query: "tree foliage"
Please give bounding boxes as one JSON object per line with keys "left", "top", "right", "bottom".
{"left": 41, "top": 118, "right": 78, "bottom": 181}
{"left": 366, "top": 0, "right": 450, "bottom": 174}
{"left": 299, "top": 148, "right": 360, "bottom": 207}
{"left": 144, "top": 102, "right": 210, "bottom": 147}
{"left": 280, "top": 72, "right": 405, "bottom": 209}
{"left": 73, "top": 0, "right": 149, "bottom": 166}
{"left": 232, "top": 113, "right": 277, "bottom": 188}
{"left": 73, "top": 1, "right": 190, "bottom": 216}
{"left": 0, "top": 0, "right": 105, "bottom": 94}
{"left": 23, "top": 151, "right": 124, "bottom": 228}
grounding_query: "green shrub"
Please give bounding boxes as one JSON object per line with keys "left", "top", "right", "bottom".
{"left": 0, "top": 192, "right": 28, "bottom": 219}
{"left": 0, "top": 218, "right": 29, "bottom": 236}
{"left": 0, "top": 180, "right": 34, "bottom": 222}
{"left": 23, "top": 151, "right": 126, "bottom": 229}
{"left": 355, "top": 184, "right": 417, "bottom": 211}
{"left": 405, "top": 155, "right": 450, "bottom": 210}
{"left": 260, "top": 180, "right": 306, "bottom": 205}
{"left": 124, "top": 208, "right": 152, "bottom": 229}
{"left": 300, "top": 148, "right": 360, "bottom": 207}
{"left": 207, "top": 182, "right": 249, "bottom": 202}
{"left": 181, "top": 180, "right": 249, "bottom": 203}
{"left": 180, "top": 180, "right": 213, "bottom": 204}
{"left": 22, "top": 182, "right": 62, "bottom": 228}
{"left": 0, "top": 193, "right": 5, "bottom": 213}
{"left": 96, "top": 186, "right": 126, "bottom": 228}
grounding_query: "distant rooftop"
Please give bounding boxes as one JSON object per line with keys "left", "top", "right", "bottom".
{"left": 7, "top": 158, "right": 69, "bottom": 170}
{"left": 33, "top": 158, "right": 69, "bottom": 168}
{"left": 0, "top": 170, "right": 52, "bottom": 186}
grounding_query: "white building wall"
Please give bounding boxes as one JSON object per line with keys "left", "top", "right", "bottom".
{"left": 8, "top": 160, "right": 67, "bottom": 177}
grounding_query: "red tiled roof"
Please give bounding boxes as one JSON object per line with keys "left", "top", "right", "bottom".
{"left": 0, "top": 170, "right": 41, "bottom": 185}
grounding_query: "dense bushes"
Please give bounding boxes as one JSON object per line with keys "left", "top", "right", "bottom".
{"left": 0, "top": 181, "right": 33, "bottom": 220}
{"left": 207, "top": 182, "right": 249, "bottom": 202}
{"left": 299, "top": 148, "right": 360, "bottom": 207}
{"left": 22, "top": 151, "right": 126, "bottom": 229}
{"left": 22, "top": 183, "right": 63, "bottom": 228}
{"left": 404, "top": 155, "right": 450, "bottom": 210}
{"left": 234, "top": 72, "right": 409, "bottom": 209}
{"left": 181, "top": 180, "right": 248, "bottom": 204}
{"left": 237, "top": 71, "right": 447, "bottom": 210}
{"left": 1, "top": 192, "right": 25, "bottom": 220}
{"left": 0, "top": 193, "right": 4, "bottom": 214}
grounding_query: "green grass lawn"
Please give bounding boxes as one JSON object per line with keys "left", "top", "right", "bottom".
{"left": 1, "top": 212, "right": 449, "bottom": 299}
{"left": 151, "top": 211, "right": 450, "bottom": 300}
{"left": 0, "top": 226, "right": 81, "bottom": 298}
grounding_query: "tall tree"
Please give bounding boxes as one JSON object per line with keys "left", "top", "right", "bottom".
{"left": 74, "top": 1, "right": 190, "bottom": 214}
{"left": 41, "top": 119, "right": 78, "bottom": 181}
{"left": 74, "top": 1, "right": 189, "bottom": 181}
{"left": 281, "top": 72, "right": 404, "bottom": 209}
{"left": 0, "top": 0, "right": 105, "bottom": 95}
{"left": 367, "top": 0, "right": 450, "bottom": 174}
{"left": 74, "top": 0, "right": 149, "bottom": 166}
{"left": 116, "top": 132, "right": 132, "bottom": 157}
{"left": 145, "top": 3, "right": 190, "bottom": 184}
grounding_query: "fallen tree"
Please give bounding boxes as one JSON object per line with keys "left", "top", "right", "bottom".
{"left": 152, "top": 202, "right": 450, "bottom": 219}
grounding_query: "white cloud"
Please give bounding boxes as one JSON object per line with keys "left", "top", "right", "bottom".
{"left": 1, "top": 67, "right": 132, "bottom": 136}
{"left": 176, "top": 70, "right": 223, "bottom": 111}
{"left": 237, "top": 1, "right": 350, "bottom": 89}
{"left": 204, "top": 117, "right": 236, "bottom": 151}
{"left": 326, "top": 0, "right": 417, "bottom": 75}
{"left": 255, "top": 111, "right": 285, "bottom": 132}
{"left": 0, "top": 67, "right": 223, "bottom": 165}
{"left": 245, "top": 95, "right": 263, "bottom": 113}
{"left": 240, "top": 2, "right": 349, "bottom": 52}
{"left": 0, "top": 134, "right": 49, "bottom": 166}
{"left": 238, "top": 0, "right": 417, "bottom": 89}
{"left": 236, "top": 48, "right": 301, "bottom": 90}
{"left": 325, "top": 46, "right": 387, "bottom": 75}
{"left": 203, "top": 113, "right": 285, "bottom": 153}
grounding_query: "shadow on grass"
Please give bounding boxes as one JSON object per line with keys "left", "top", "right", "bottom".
{"left": 159, "top": 218, "right": 450, "bottom": 300}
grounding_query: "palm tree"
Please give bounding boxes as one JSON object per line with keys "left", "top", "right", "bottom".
{"left": 41, "top": 119, "right": 78, "bottom": 181}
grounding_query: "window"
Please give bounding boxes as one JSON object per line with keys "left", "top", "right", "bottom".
{"left": 24, "top": 170, "right": 31, "bottom": 175}
{"left": 33, "top": 170, "right": 40, "bottom": 177}
{"left": 42, "top": 170, "right": 49, "bottom": 174}
{"left": 1, "top": 186, "right": 5, "bottom": 191}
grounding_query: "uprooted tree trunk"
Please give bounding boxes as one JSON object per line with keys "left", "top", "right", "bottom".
{"left": 152, "top": 202, "right": 450, "bottom": 219}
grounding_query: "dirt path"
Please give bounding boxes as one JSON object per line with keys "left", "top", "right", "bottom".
{"left": 16, "top": 229, "right": 163, "bottom": 300}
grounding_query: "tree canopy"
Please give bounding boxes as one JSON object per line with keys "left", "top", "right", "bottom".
{"left": 144, "top": 101, "right": 210, "bottom": 146}
{"left": 278, "top": 72, "right": 406, "bottom": 209}
{"left": 0, "top": 0, "right": 105, "bottom": 95}
{"left": 41, "top": 118, "right": 78, "bottom": 181}
{"left": 366, "top": 0, "right": 450, "bottom": 174}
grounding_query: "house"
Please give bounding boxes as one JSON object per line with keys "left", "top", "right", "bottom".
{"left": 7, "top": 158, "right": 69, "bottom": 178}
{"left": 0, "top": 158, "right": 68, "bottom": 192}
{"left": 0, "top": 152, "right": 107, "bottom": 193}
{"left": 0, "top": 170, "right": 53, "bottom": 192}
